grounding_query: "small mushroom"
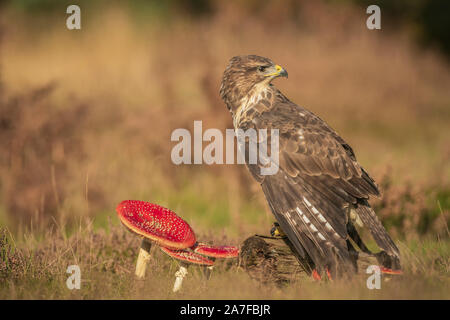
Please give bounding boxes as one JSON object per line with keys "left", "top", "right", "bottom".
{"left": 193, "top": 242, "right": 240, "bottom": 258}
{"left": 193, "top": 243, "right": 239, "bottom": 279}
{"left": 161, "top": 243, "right": 240, "bottom": 292}
{"left": 116, "top": 200, "right": 196, "bottom": 279}
{"left": 160, "top": 246, "right": 214, "bottom": 292}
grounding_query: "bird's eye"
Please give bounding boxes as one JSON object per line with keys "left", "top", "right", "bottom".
{"left": 258, "top": 66, "right": 267, "bottom": 72}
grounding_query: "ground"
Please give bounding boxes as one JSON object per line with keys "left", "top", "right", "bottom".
{"left": 1, "top": 224, "right": 449, "bottom": 299}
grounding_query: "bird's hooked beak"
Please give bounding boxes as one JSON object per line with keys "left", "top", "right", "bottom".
{"left": 265, "top": 64, "right": 288, "bottom": 79}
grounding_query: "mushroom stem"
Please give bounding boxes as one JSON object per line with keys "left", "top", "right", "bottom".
{"left": 173, "top": 264, "right": 188, "bottom": 292}
{"left": 135, "top": 239, "right": 152, "bottom": 279}
{"left": 203, "top": 257, "right": 216, "bottom": 280}
{"left": 204, "top": 265, "right": 214, "bottom": 280}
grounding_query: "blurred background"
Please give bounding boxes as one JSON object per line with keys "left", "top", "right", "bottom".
{"left": 0, "top": 0, "right": 449, "bottom": 241}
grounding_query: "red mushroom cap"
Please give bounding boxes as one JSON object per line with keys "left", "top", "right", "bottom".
{"left": 116, "top": 200, "right": 196, "bottom": 250}
{"left": 193, "top": 242, "right": 239, "bottom": 258}
{"left": 160, "top": 246, "right": 214, "bottom": 266}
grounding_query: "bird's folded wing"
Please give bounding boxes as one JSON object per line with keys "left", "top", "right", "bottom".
{"left": 238, "top": 103, "right": 386, "bottom": 267}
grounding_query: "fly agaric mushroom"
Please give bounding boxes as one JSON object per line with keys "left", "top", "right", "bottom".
{"left": 193, "top": 242, "right": 240, "bottom": 280}
{"left": 116, "top": 200, "right": 196, "bottom": 279}
{"left": 116, "top": 200, "right": 240, "bottom": 289}
{"left": 160, "top": 246, "right": 214, "bottom": 292}
{"left": 193, "top": 242, "right": 240, "bottom": 258}
{"left": 161, "top": 243, "right": 239, "bottom": 292}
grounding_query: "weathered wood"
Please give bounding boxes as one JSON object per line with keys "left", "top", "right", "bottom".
{"left": 239, "top": 235, "right": 309, "bottom": 286}
{"left": 239, "top": 235, "right": 392, "bottom": 286}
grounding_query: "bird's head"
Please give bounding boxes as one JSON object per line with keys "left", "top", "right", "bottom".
{"left": 220, "top": 55, "right": 288, "bottom": 111}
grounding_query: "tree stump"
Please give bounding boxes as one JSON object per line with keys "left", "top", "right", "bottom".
{"left": 239, "top": 234, "right": 395, "bottom": 286}
{"left": 239, "top": 235, "right": 309, "bottom": 286}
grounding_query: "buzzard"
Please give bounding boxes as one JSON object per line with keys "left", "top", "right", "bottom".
{"left": 220, "top": 55, "right": 400, "bottom": 277}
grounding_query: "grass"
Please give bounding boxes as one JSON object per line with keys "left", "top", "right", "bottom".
{"left": 1, "top": 225, "right": 448, "bottom": 299}
{"left": 0, "top": 1, "right": 449, "bottom": 299}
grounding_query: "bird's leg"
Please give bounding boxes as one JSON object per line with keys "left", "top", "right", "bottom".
{"left": 173, "top": 263, "right": 189, "bottom": 292}
{"left": 255, "top": 221, "right": 287, "bottom": 239}
{"left": 326, "top": 268, "right": 333, "bottom": 281}
{"left": 135, "top": 238, "right": 152, "bottom": 279}
{"left": 312, "top": 269, "right": 322, "bottom": 281}
{"left": 270, "top": 222, "right": 287, "bottom": 238}
{"left": 311, "top": 267, "right": 333, "bottom": 281}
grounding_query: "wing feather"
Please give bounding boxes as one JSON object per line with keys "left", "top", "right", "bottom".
{"left": 237, "top": 94, "right": 397, "bottom": 272}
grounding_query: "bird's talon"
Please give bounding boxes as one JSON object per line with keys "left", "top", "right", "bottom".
{"left": 270, "top": 222, "right": 286, "bottom": 238}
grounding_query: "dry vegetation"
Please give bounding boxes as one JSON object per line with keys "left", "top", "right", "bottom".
{"left": 0, "top": 1, "right": 449, "bottom": 299}
{"left": 1, "top": 225, "right": 448, "bottom": 299}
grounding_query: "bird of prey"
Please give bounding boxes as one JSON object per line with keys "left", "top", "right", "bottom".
{"left": 220, "top": 55, "right": 400, "bottom": 278}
